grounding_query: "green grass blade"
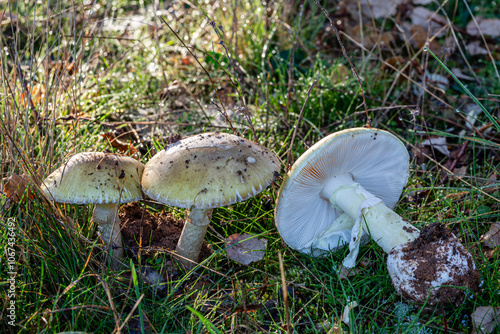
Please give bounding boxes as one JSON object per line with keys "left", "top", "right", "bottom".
{"left": 425, "top": 47, "right": 500, "bottom": 132}
{"left": 186, "top": 306, "right": 222, "bottom": 334}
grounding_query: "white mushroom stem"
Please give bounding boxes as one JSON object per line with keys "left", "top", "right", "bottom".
{"left": 175, "top": 208, "right": 212, "bottom": 269}
{"left": 320, "top": 174, "right": 420, "bottom": 267}
{"left": 91, "top": 203, "right": 125, "bottom": 263}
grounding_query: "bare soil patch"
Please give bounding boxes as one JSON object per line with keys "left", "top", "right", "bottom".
{"left": 119, "top": 202, "right": 212, "bottom": 262}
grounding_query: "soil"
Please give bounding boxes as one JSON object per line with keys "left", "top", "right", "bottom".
{"left": 119, "top": 202, "right": 212, "bottom": 263}
{"left": 387, "top": 222, "right": 480, "bottom": 306}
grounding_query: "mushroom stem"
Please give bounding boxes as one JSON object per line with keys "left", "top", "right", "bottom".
{"left": 175, "top": 208, "right": 212, "bottom": 269}
{"left": 321, "top": 174, "right": 419, "bottom": 266}
{"left": 92, "top": 203, "right": 125, "bottom": 263}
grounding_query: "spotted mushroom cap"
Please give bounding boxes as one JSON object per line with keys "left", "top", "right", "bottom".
{"left": 275, "top": 127, "right": 410, "bottom": 254}
{"left": 142, "top": 132, "right": 280, "bottom": 209}
{"left": 41, "top": 152, "right": 144, "bottom": 204}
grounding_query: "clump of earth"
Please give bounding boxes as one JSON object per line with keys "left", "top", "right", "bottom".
{"left": 119, "top": 202, "right": 212, "bottom": 262}
{"left": 387, "top": 222, "right": 480, "bottom": 305}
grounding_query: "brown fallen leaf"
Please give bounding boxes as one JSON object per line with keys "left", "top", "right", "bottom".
{"left": 483, "top": 247, "right": 497, "bottom": 259}
{"left": 481, "top": 223, "right": 500, "bottom": 248}
{"left": 472, "top": 306, "right": 500, "bottom": 334}
{"left": 467, "top": 41, "right": 489, "bottom": 56}
{"left": 421, "top": 137, "right": 451, "bottom": 156}
{"left": 350, "top": 25, "right": 395, "bottom": 49}
{"left": 466, "top": 18, "right": 500, "bottom": 37}
{"left": 225, "top": 233, "right": 267, "bottom": 265}
{"left": 484, "top": 172, "right": 498, "bottom": 193}
{"left": 343, "top": 0, "right": 406, "bottom": 19}
{"left": 2, "top": 173, "right": 35, "bottom": 209}
{"left": 18, "top": 84, "right": 45, "bottom": 109}
{"left": 451, "top": 68, "right": 475, "bottom": 81}
{"left": 338, "top": 265, "right": 362, "bottom": 280}
{"left": 410, "top": 7, "right": 447, "bottom": 37}
{"left": 102, "top": 132, "right": 140, "bottom": 159}
{"left": 409, "top": 24, "right": 442, "bottom": 51}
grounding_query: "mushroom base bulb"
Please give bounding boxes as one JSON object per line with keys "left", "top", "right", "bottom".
{"left": 387, "top": 223, "right": 479, "bottom": 305}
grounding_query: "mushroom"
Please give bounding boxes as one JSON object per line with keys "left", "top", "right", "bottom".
{"left": 142, "top": 132, "right": 280, "bottom": 269}
{"left": 41, "top": 152, "right": 144, "bottom": 266}
{"left": 275, "top": 127, "right": 417, "bottom": 268}
{"left": 387, "top": 222, "right": 479, "bottom": 305}
{"left": 275, "top": 128, "right": 479, "bottom": 304}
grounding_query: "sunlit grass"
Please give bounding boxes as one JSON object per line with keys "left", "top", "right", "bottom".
{"left": 1, "top": 0, "right": 499, "bottom": 333}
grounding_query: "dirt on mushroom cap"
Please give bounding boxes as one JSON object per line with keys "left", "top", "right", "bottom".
{"left": 42, "top": 152, "right": 144, "bottom": 204}
{"left": 142, "top": 132, "right": 280, "bottom": 209}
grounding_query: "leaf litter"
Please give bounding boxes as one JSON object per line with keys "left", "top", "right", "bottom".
{"left": 472, "top": 306, "right": 500, "bottom": 334}
{"left": 481, "top": 223, "right": 500, "bottom": 248}
{"left": 225, "top": 233, "right": 267, "bottom": 265}
{"left": 2, "top": 173, "right": 35, "bottom": 209}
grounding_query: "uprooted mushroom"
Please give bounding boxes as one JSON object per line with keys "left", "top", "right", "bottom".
{"left": 275, "top": 127, "right": 479, "bottom": 305}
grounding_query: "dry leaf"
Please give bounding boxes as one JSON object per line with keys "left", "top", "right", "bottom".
{"left": 467, "top": 41, "right": 488, "bottom": 56}
{"left": 421, "top": 137, "right": 450, "bottom": 156}
{"left": 408, "top": 24, "right": 442, "bottom": 50}
{"left": 225, "top": 233, "right": 267, "bottom": 265}
{"left": 411, "top": 145, "right": 431, "bottom": 164}
{"left": 484, "top": 172, "right": 498, "bottom": 193}
{"left": 0, "top": 13, "right": 19, "bottom": 26}
{"left": 342, "top": 301, "right": 358, "bottom": 325}
{"left": 466, "top": 18, "right": 500, "bottom": 37}
{"left": 19, "top": 84, "right": 45, "bottom": 108}
{"left": 338, "top": 265, "right": 362, "bottom": 280}
{"left": 102, "top": 132, "right": 140, "bottom": 159}
{"left": 413, "top": 73, "right": 449, "bottom": 97}
{"left": 443, "top": 36, "right": 457, "bottom": 56}
{"left": 481, "top": 223, "right": 500, "bottom": 248}
{"left": 351, "top": 25, "right": 395, "bottom": 49}
{"left": 451, "top": 68, "right": 475, "bottom": 81}
{"left": 472, "top": 306, "right": 500, "bottom": 334}
{"left": 483, "top": 248, "right": 497, "bottom": 259}
{"left": 463, "top": 103, "right": 482, "bottom": 130}
{"left": 410, "top": 7, "right": 447, "bottom": 37}
{"left": 2, "top": 174, "right": 35, "bottom": 209}
{"left": 328, "top": 326, "right": 342, "bottom": 334}
{"left": 343, "top": 0, "right": 406, "bottom": 20}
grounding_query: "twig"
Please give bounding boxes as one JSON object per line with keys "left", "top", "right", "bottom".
{"left": 208, "top": 21, "right": 257, "bottom": 141}
{"left": 116, "top": 294, "right": 145, "bottom": 333}
{"left": 278, "top": 250, "right": 292, "bottom": 334}
{"left": 211, "top": 100, "right": 240, "bottom": 136}
{"left": 97, "top": 275, "right": 121, "bottom": 333}
{"left": 158, "top": 16, "right": 222, "bottom": 126}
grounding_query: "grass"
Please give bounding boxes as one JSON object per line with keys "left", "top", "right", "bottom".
{"left": 1, "top": 0, "right": 499, "bottom": 333}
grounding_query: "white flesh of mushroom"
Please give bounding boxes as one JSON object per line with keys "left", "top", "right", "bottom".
{"left": 91, "top": 203, "right": 125, "bottom": 262}
{"left": 319, "top": 173, "right": 420, "bottom": 268}
{"left": 297, "top": 213, "right": 357, "bottom": 255}
{"left": 175, "top": 208, "right": 212, "bottom": 269}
